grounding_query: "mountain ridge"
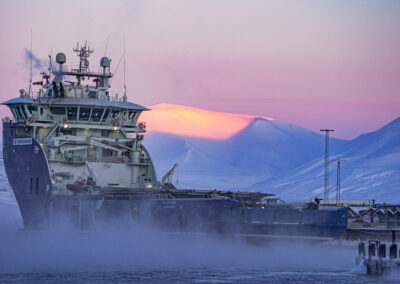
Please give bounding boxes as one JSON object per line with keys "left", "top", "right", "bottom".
{"left": 143, "top": 106, "right": 347, "bottom": 190}
{"left": 248, "top": 116, "right": 400, "bottom": 202}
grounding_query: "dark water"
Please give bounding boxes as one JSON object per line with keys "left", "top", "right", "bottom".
{"left": 0, "top": 269, "right": 396, "bottom": 283}
{"left": 0, "top": 202, "right": 397, "bottom": 283}
{"left": 0, "top": 232, "right": 395, "bottom": 284}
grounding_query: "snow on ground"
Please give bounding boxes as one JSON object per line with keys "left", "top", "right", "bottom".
{"left": 249, "top": 117, "right": 400, "bottom": 203}
{"left": 144, "top": 116, "right": 346, "bottom": 190}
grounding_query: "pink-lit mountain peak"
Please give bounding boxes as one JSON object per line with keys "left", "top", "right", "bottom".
{"left": 141, "top": 103, "right": 274, "bottom": 140}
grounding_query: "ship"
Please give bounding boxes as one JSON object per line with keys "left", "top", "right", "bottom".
{"left": 2, "top": 42, "right": 347, "bottom": 240}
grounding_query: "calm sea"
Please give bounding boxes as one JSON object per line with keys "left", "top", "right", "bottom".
{"left": 0, "top": 202, "right": 397, "bottom": 283}
{"left": 0, "top": 269, "right": 396, "bottom": 283}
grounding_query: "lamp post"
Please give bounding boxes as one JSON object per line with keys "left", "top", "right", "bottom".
{"left": 320, "top": 129, "right": 334, "bottom": 202}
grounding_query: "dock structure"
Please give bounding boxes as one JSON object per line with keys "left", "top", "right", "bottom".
{"left": 356, "top": 231, "right": 400, "bottom": 275}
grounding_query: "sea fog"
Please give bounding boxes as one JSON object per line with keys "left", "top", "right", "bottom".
{"left": 0, "top": 200, "right": 397, "bottom": 283}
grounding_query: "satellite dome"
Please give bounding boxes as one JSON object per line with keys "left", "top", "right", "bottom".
{"left": 56, "top": 53, "right": 66, "bottom": 64}
{"left": 100, "top": 57, "right": 110, "bottom": 68}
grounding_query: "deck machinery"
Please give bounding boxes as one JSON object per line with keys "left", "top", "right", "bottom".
{"left": 2, "top": 42, "right": 347, "bottom": 239}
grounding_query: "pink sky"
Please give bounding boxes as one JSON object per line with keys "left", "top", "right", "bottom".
{"left": 143, "top": 103, "right": 274, "bottom": 140}
{"left": 0, "top": 0, "right": 399, "bottom": 139}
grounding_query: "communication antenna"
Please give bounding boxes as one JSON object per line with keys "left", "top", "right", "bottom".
{"left": 48, "top": 47, "right": 54, "bottom": 76}
{"left": 320, "top": 129, "right": 334, "bottom": 202}
{"left": 123, "top": 37, "right": 127, "bottom": 102}
{"left": 124, "top": 37, "right": 126, "bottom": 87}
{"left": 336, "top": 158, "right": 347, "bottom": 206}
{"left": 109, "top": 54, "right": 123, "bottom": 85}
{"left": 104, "top": 35, "right": 109, "bottom": 57}
{"left": 28, "top": 29, "right": 33, "bottom": 96}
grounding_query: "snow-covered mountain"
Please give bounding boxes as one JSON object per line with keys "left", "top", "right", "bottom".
{"left": 1, "top": 103, "right": 397, "bottom": 204}
{"left": 249, "top": 117, "right": 400, "bottom": 203}
{"left": 143, "top": 104, "right": 346, "bottom": 189}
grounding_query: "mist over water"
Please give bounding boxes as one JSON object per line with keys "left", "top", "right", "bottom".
{"left": 1, "top": 230, "right": 355, "bottom": 274}
{"left": 0, "top": 202, "right": 393, "bottom": 283}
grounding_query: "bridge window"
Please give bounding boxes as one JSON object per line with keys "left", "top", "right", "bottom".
{"left": 50, "top": 107, "right": 66, "bottom": 115}
{"left": 9, "top": 106, "right": 19, "bottom": 119}
{"left": 91, "top": 108, "right": 104, "bottom": 122}
{"left": 101, "top": 109, "right": 111, "bottom": 122}
{"left": 14, "top": 106, "right": 23, "bottom": 120}
{"left": 129, "top": 111, "right": 137, "bottom": 120}
{"left": 79, "top": 107, "right": 91, "bottom": 121}
{"left": 20, "top": 106, "right": 28, "bottom": 119}
{"left": 111, "top": 110, "right": 119, "bottom": 119}
{"left": 67, "top": 107, "right": 77, "bottom": 120}
{"left": 27, "top": 105, "right": 37, "bottom": 115}
{"left": 13, "top": 106, "right": 21, "bottom": 119}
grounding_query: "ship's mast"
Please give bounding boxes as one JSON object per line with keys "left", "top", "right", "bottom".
{"left": 56, "top": 41, "right": 112, "bottom": 86}
{"left": 73, "top": 41, "right": 94, "bottom": 85}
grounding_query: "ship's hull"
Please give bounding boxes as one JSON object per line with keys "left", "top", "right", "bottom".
{"left": 3, "top": 122, "right": 52, "bottom": 229}
{"left": 3, "top": 122, "right": 347, "bottom": 240}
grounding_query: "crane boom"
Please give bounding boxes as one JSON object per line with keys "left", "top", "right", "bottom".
{"left": 162, "top": 163, "right": 179, "bottom": 184}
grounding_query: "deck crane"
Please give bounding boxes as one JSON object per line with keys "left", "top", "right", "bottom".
{"left": 162, "top": 163, "right": 179, "bottom": 189}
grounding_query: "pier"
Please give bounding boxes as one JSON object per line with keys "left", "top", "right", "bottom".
{"left": 356, "top": 231, "right": 400, "bottom": 275}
